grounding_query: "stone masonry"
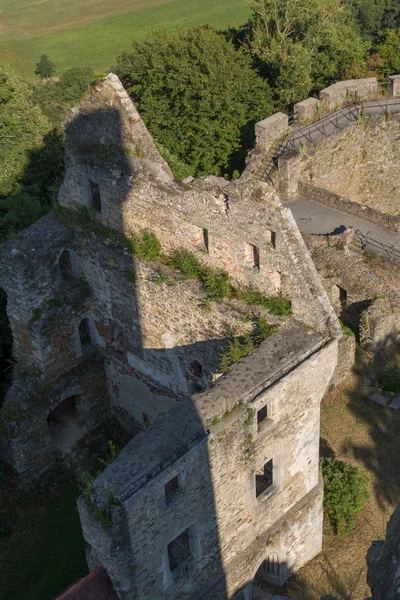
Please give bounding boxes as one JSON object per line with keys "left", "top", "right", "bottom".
{"left": 0, "top": 74, "right": 341, "bottom": 599}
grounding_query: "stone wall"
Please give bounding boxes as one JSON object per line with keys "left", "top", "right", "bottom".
{"left": 319, "top": 78, "right": 378, "bottom": 110}
{"left": 360, "top": 296, "right": 400, "bottom": 356}
{"left": 298, "top": 182, "right": 400, "bottom": 233}
{"left": 299, "top": 116, "right": 400, "bottom": 217}
{"left": 304, "top": 234, "right": 400, "bottom": 360}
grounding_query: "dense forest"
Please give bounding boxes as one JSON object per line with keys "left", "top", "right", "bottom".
{"left": 1, "top": 0, "right": 400, "bottom": 247}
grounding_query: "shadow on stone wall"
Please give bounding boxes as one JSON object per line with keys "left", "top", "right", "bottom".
{"left": 61, "top": 106, "right": 232, "bottom": 600}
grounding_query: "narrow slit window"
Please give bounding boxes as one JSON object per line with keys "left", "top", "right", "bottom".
{"left": 59, "top": 250, "right": 73, "bottom": 280}
{"left": 78, "top": 318, "right": 93, "bottom": 350}
{"left": 252, "top": 245, "right": 260, "bottom": 270}
{"left": 89, "top": 180, "right": 102, "bottom": 212}
{"left": 270, "top": 231, "right": 276, "bottom": 248}
{"left": 255, "top": 458, "right": 274, "bottom": 498}
{"left": 338, "top": 286, "right": 347, "bottom": 306}
{"left": 203, "top": 229, "right": 209, "bottom": 252}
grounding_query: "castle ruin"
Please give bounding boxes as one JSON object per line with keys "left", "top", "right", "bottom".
{"left": 1, "top": 72, "right": 399, "bottom": 599}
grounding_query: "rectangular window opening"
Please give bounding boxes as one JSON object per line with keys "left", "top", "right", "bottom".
{"left": 257, "top": 405, "right": 268, "bottom": 429}
{"left": 203, "top": 229, "right": 209, "bottom": 252}
{"left": 165, "top": 475, "right": 180, "bottom": 504}
{"left": 256, "top": 458, "right": 274, "bottom": 499}
{"left": 89, "top": 180, "right": 102, "bottom": 212}
{"left": 167, "top": 528, "right": 192, "bottom": 572}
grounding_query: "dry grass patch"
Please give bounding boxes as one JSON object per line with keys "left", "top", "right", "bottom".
{"left": 283, "top": 351, "right": 400, "bottom": 600}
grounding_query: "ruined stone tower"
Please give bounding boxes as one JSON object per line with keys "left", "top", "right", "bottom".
{"left": 0, "top": 74, "right": 341, "bottom": 598}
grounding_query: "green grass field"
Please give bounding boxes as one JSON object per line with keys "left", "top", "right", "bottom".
{"left": 0, "top": 0, "right": 251, "bottom": 80}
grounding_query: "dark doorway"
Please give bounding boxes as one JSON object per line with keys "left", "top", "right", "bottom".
{"left": 47, "top": 396, "right": 86, "bottom": 454}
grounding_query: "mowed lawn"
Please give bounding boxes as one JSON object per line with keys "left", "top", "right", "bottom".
{"left": 0, "top": 0, "right": 251, "bottom": 80}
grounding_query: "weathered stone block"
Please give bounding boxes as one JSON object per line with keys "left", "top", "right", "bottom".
{"left": 319, "top": 78, "right": 378, "bottom": 110}
{"left": 388, "top": 75, "right": 400, "bottom": 98}
{"left": 294, "top": 97, "right": 320, "bottom": 124}
{"left": 255, "top": 112, "right": 289, "bottom": 152}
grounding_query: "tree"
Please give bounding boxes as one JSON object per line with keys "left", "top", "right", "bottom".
{"left": 115, "top": 26, "right": 274, "bottom": 177}
{"left": 243, "top": 0, "right": 367, "bottom": 105}
{"left": 59, "top": 67, "right": 95, "bottom": 103}
{"left": 35, "top": 55, "right": 56, "bottom": 79}
{"left": 374, "top": 28, "right": 400, "bottom": 76}
{"left": 343, "top": 0, "right": 400, "bottom": 38}
{"left": 0, "top": 70, "right": 49, "bottom": 197}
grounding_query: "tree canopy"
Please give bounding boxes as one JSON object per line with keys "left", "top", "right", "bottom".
{"left": 343, "top": 0, "right": 400, "bottom": 38}
{"left": 242, "top": 0, "right": 367, "bottom": 104}
{"left": 116, "top": 26, "right": 274, "bottom": 177}
{"left": 0, "top": 70, "right": 49, "bottom": 198}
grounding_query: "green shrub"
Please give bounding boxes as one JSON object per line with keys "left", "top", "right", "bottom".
{"left": 322, "top": 457, "right": 370, "bottom": 537}
{"left": 379, "top": 366, "right": 400, "bottom": 393}
{"left": 170, "top": 248, "right": 203, "bottom": 279}
{"left": 131, "top": 229, "right": 161, "bottom": 261}
{"left": 200, "top": 267, "right": 231, "bottom": 301}
{"left": 220, "top": 334, "right": 254, "bottom": 373}
{"left": 220, "top": 317, "right": 277, "bottom": 372}
{"left": 239, "top": 286, "right": 292, "bottom": 316}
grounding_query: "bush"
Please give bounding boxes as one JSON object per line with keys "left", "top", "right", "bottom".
{"left": 170, "top": 248, "right": 203, "bottom": 279}
{"left": 322, "top": 457, "right": 370, "bottom": 537}
{"left": 200, "top": 267, "right": 231, "bottom": 301}
{"left": 379, "top": 366, "right": 400, "bottom": 393}
{"left": 239, "top": 286, "right": 292, "bottom": 316}
{"left": 131, "top": 230, "right": 161, "bottom": 261}
{"left": 220, "top": 317, "right": 277, "bottom": 372}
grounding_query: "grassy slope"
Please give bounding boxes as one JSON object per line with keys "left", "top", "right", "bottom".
{"left": 0, "top": 473, "right": 87, "bottom": 600}
{"left": 0, "top": 0, "right": 251, "bottom": 80}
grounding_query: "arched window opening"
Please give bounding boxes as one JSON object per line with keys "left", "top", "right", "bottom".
{"left": 190, "top": 361, "right": 203, "bottom": 377}
{"left": 59, "top": 250, "right": 73, "bottom": 280}
{"left": 78, "top": 318, "right": 94, "bottom": 352}
{"left": 0, "top": 289, "right": 13, "bottom": 405}
{"left": 47, "top": 396, "right": 86, "bottom": 455}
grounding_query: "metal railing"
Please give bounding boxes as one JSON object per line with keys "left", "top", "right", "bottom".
{"left": 355, "top": 229, "right": 400, "bottom": 262}
{"left": 261, "top": 97, "right": 400, "bottom": 182}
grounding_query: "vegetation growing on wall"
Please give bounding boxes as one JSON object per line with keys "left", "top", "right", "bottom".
{"left": 220, "top": 316, "right": 277, "bottom": 372}
{"left": 169, "top": 247, "right": 292, "bottom": 312}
